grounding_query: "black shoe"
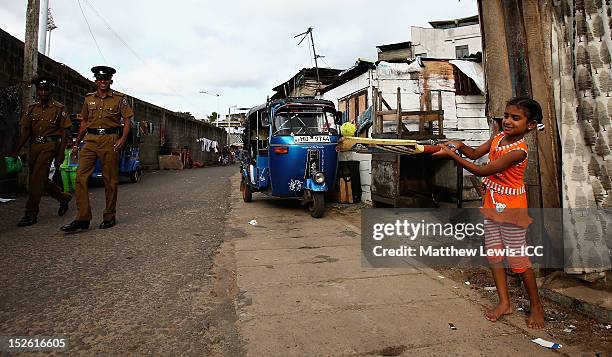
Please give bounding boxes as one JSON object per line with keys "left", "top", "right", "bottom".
{"left": 58, "top": 195, "right": 72, "bottom": 216}
{"left": 99, "top": 219, "right": 116, "bottom": 229}
{"left": 60, "top": 220, "right": 90, "bottom": 232}
{"left": 17, "top": 216, "right": 37, "bottom": 227}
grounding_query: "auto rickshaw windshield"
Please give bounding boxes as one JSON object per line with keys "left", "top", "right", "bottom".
{"left": 272, "top": 112, "right": 337, "bottom": 136}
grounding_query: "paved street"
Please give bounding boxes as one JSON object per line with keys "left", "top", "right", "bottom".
{"left": 0, "top": 167, "right": 604, "bottom": 356}
{"left": 0, "top": 166, "right": 242, "bottom": 355}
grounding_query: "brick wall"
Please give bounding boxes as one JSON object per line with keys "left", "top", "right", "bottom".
{"left": 0, "top": 28, "right": 226, "bottom": 191}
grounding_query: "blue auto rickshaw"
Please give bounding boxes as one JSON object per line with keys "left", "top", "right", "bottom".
{"left": 240, "top": 98, "right": 341, "bottom": 218}
{"left": 91, "top": 120, "right": 142, "bottom": 183}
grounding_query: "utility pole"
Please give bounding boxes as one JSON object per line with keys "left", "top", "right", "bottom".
{"left": 23, "top": 0, "right": 40, "bottom": 110}
{"left": 22, "top": 0, "right": 40, "bottom": 188}
{"left": 295, "top": 27, "right": 321, "bottom": 92}
{"left": 38, "top": 0, "right": 49, "bottom": 55}
{"left": 46, "top": 8, "right": 58, "bottom": 56}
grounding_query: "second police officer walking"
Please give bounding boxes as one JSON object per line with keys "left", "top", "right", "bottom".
{"left": 61, "top": 66, "right": 134, "bottom": 232}
{"left": 11, "top": 76, "right": 72, "bottom": 226}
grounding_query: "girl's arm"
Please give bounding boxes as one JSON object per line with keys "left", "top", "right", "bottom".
{"left": 447, "top": 137, "right": 493, "bottom": 160}
{"left": 434, "top": 144, "right": 526, "bottom": 177}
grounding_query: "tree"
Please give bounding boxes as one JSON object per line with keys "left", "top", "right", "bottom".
{"left": 593, "top": 105, "right": 601, "bottom": 132}
{"left": 583, "top": 119, "right": 597, "bottom": 146}
{"left": 579, "top": 99, "right": 594, "bottom": 120}
{"left": 576, "top": 0, "right": 586, "bottom": 12}
{"left": 565, "top": 134, "right": 576, "bottom": 153}
{"left": 207, "top": 112, "right": 219, "bottom": 122}
{"left": 601, "top": 164, "right": 612, "bottom": 190}
{"left": 593, "top": 14, "right": 605, "bottom": 40}
{"left": 595, "top": 0, "right": 603, "bottom": 9}
{"left": 589, "top": 156, "right": 602, "bottom": 175}
{"left": 609, "top": 129, "right": 612, "bottom": 149}
{"left": 575, "top": 186, "right": 588, "bottom": 206}
{"left": 577, "top": 44, "right": 590, "bottom": 66}
{"left": 592, "top": 82, "right": 602, "bottom": 98}
{"left": 586, "top": 0, "right": 598, "bottom": 18}
{"left": 573, "top": 159, "right": 588, "bottom": 182}
{"left": 586, "top": 21, "right": 595, "bottom": 42}
{"left": 593, "top": 178, "right": 605, "bottom": 204}
{"left": 577, "top": 12, "right": 588, "bottom": 41}
{"left": 596, "top": 134, "right": 611, "bottom": 157}
{"left": 601, "top": 41, "right": 611, "bottom": 68}
{"left": 600, "top": 71, "right": 612, "bottom": 97}
{"left": 563, "top": 106, "right": 576, "bottom": 125}
{"left": 597, "top": 100, "right": 610, "bottom": 129}
{"left": 608, "top": 7, "right": 612, "bottom": 16}
{"left": 578, "top": 68, "right": 594, "bottom": 96}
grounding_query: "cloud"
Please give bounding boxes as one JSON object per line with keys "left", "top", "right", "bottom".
{"left": 0, "top": 0, "right": 478, "bottom": 117}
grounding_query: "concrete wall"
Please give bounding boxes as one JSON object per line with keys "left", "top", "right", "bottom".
{"left": 0, "top": 28, "right": 225, "bottom": 191}
{"left": 411, "top": 24, "right": 482, "bottom": 59}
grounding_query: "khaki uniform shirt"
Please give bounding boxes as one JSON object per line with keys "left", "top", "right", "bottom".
{"left": 80, "top": 90, "right": 134, "bottom": 129}
{"left": 20, "top": 99, "right": 70, "bottom": 137}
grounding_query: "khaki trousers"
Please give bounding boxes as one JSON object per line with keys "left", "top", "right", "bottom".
{"left": 25, "top": 142, "right": 70, "bottom": 216}
{"left": 75, "top": 134, "right": 119, "bottom": 221}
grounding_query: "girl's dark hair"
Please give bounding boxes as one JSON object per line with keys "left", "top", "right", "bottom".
{"left": 506, "top": 97, "right": 543, "bottom": 123}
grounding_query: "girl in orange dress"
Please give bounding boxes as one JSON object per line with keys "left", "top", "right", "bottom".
{"left": 434, "top": 97, "right": 546, "bottom": 329}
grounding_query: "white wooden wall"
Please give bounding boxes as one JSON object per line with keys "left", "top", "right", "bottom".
{"left": 321, "top": 66, "right": 489, "bottom": 204}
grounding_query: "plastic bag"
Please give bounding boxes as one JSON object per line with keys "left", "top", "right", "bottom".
{"left": 4, "top": 156, "right": 23, "bottom": 173}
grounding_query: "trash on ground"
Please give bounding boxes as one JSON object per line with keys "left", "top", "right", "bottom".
{"left": 516, "top": 307, "right": 524, "bottom": 311}
{"left": 453, "top": 286, "right": 459, "bottom": 289}
{"left": 606, "top": 324, "right": 611, "bottom": 329}
{"left": 437, "top": 275, "right": 445, "bottom": 279}
{"left": 448, "top": 323, "right": 457, "bottom": 330}
{"left": 248, "top": 219, "right": 258, "bottom": 226}
{"left": 563, "top": 325, "right": 576, "bottom": 333}
{"left": 531, "top": 338, "right": 562, "bottom": 349}
{"left": 484, "top": 286, "right": 497, "bottom": 291}
{"left": 0, "top": 198, "right": 15, "bottom": 203}
{"left": 464, "top": 281, "right": 470, "bottom": 285}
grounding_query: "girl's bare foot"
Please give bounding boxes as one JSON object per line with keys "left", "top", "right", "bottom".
{"left": 526, "top": 304, "right": 545, "bottom": 329}
{"left": 484, "top": 302, "right": 513, "bottom": 322}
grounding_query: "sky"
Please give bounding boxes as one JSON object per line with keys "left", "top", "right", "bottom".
{"left": 0, "top": 0, "right": 478, "bottom": 119}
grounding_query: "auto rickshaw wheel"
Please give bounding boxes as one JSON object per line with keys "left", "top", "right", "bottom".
{"left": 241, "top": 179, "right": 253, "bottom": 202}
{"left": 308, "top": 192, "right": 325, "bottom": 218}
{"left": 130, "top": 169, "right": 141, "bottom": 183}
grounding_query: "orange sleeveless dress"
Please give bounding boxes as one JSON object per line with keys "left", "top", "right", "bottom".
{"left": 480, "top": 132, "right": 532, "bottom": 229}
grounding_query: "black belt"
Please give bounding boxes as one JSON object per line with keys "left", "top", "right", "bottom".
{"left": 30, "top": 135, "right": 61, "bottom": 144}
{"left": 87, "top": 127, "right": 121, "bottom": 135}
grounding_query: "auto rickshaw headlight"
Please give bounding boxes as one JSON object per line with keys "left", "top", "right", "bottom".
{"left": 313, "top": 172, "right": 325, "bottom": 184}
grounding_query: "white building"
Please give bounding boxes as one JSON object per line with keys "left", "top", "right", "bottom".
{"left": 411, "top": 15, "right": 482, "bottom": 59}
{"left": 321, "top": 57, "right": 488, "bottom": 204}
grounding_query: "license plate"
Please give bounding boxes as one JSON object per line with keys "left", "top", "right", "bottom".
{"left": 293, "top": 135, "right": 331, "bottom": 143}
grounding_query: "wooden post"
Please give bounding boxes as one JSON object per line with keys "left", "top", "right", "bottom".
{"left": 378, "top": 90, "right": 384, "bottom": 134}
{"left": 437, "top": 90, "right": 444, "bottom": 136}
{"left": 396, "top": 87, "right": 402, "bottom": 138}
{"left": 372, "top": 87, "right": 378, "bottom": 134}
{"left": 20, "top": 0, "right": 40, "bottom": 188}
{"left": 23, "top": 0, "right": 40, "bottom": 110}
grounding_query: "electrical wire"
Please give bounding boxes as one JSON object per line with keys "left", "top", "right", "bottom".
{"left": 81, "top": 0, "right": 146, "bottom": 64}
{"left": 76, "top": 0, "right": 107, "bottom": 63}
{"left": 75, "top": 0, "right": 212, "bottom": 118}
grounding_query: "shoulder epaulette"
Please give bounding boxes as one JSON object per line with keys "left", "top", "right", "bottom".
{"left": 85, "top": 92, "right": 96, "bottom": 97}
{"left": 52, "top": 100, "right": 64, "bottom": 108}
{"left": 112, "top": 91, "right": 125, "bottom": 97}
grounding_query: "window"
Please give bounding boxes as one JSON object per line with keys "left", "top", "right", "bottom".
{"left": 455, "top": 45, "right": 469, "bottom": 59}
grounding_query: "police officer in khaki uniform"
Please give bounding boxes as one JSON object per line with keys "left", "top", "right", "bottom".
{"left": 10, "top": 76, "right": 72, "bottom": 227}
{"left": 61, "top": 66, "right": 134, "bottom": 231}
